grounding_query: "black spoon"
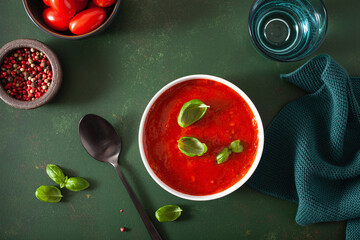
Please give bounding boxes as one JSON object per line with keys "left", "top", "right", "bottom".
{"left": 79, "top": 114, "right": 162, "bottom": 240}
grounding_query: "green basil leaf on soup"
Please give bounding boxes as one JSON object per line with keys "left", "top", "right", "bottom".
{"left": 177, "top": 99, "right": 210, "bottom": 128}
{"left": 65, "top": 177, "right": 90, "bottom": 192}
{"left": 46, "top": 164, "right": 67, "bottom": 187}
{"left": 35, "top": 185, "right": 63, "bottom": 203}
{"left": 155, "top": 205, "right": 183, "bottom": 222}
{"left": 216, "top": 147, "right": 232, "bottom": 164}
{"left": 229, "top": 140, "right": 244, "bottom": 153}
{"left": 178, "top": 137, "right": 207, "bottom": 157}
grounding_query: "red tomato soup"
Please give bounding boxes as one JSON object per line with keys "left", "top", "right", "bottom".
{"left": 143, "top": 79, "right": 259, "bottom": 195}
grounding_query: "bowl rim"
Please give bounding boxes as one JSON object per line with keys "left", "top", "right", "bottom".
{"left": 22, "top": 0, "right": 121, "bottom": 40}
{"left": 138, "top": 74, "right": 264, "bottom": 201}
{"left": 0, "top": 39, "right": 62, "bottom": 109}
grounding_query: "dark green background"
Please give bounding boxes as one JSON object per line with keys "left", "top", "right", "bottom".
{"left": 1, "top": 0, "right": 359, "bottom": 239}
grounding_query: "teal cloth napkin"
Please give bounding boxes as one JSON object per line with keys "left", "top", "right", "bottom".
{"left": 247, "top": 55, "right": 360, "bottom": 240}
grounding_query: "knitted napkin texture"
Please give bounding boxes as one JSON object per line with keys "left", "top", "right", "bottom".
{"left": 247, "top": 55, "right": 360, "bottom": 240}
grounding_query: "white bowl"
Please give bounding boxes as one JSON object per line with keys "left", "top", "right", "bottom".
{"left": 138, "top": 74, "right": 264, "bottom": 201}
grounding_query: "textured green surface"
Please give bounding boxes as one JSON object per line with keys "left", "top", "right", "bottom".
{"left": 0, "top": 0, "right": 359, "bottom": 239}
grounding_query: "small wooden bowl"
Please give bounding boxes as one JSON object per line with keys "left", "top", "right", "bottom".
{"left": 22, "top": 0, "right": 121, "bottom": 40}
{"left": 0, "top": 39, "right": 62, "bottom": 109}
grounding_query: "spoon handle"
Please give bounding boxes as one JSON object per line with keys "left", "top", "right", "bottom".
{"left": 113, "top": 163, "right": 163, "bottom": 240}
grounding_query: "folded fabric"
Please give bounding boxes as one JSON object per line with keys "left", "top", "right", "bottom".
{"left": 247, "top": 55, "right": 360, "bottom": 240}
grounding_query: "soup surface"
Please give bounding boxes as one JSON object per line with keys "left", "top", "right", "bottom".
{"left": 143, "top": 79, "right": 259, "bottom": 195}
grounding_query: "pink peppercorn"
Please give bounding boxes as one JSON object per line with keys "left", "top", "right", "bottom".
{"left": 0, "top": 48, "right": 52, "bottom": 101}
{"left": 120, "top": 227, "right": 125, "bottom": 232}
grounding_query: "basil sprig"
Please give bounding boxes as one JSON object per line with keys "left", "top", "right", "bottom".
{"left": 177, "top": 99, "right": 210, "bottom": 128}
{"left": 45, "top": 164, "right": 90, "bottom": 192}
{"left": 178, "top": 137, "right": 207, "bottom": 157}
{"left": 155, "top": 205, "right": 183, "bottom": 222}
{"left": 35, "top": 185, "right": 63, "bottom": 203}
{"left": 36, "top": 164, "right": 90, "bottom": 203}
{"left": 46, "top": 164, "right": 68, "bottom": 188}
{"left": 216, "top": 140, "right": 244, "bottom": 164}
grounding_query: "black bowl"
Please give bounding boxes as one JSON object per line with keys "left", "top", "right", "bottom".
{"left": 22, "top": 0, "right": 121, "bottom": 40}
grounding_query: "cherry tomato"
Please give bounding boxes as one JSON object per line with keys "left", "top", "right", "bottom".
{"left": 88, "top": 0, "right": 113, "bottom": 17}
{"left": 43, "top": 7, "right": 70, "bottom": 31}
{"left": 92, "top": 0, "right": 116, "bottom": 8}
{"left": 74, "top": 0, "right": 89, "bottom": 13}
{"left": 49, "top": 0, "right": 77, "bottom": 18}
{"left": 69, "top": 8, "right": 106, "bottom": 35}
{"left": 43, "top": 0, "right": 52, "bottom": 6}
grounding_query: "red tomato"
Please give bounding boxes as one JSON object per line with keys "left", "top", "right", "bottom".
{"left": 92, "top": 0, "right": 116, "bottom": 8}
{"left": 74, "top": 0, "right": 89, "bottom": 13}
{"left": 43, "top": 7, "right": 70, "bottom": 31}
{"left": 88, "top": 0, "right": 113, "bottom": 16}
{"left": 49, "top": 0, "right": 77, "bottom": 18}
{"left": 43, "top": 0, "right": 52, "bottom": 6}
{"left": 69, "top": 8, "right": 106, "bottom": 35}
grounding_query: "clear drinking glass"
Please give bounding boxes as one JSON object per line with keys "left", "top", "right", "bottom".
{"left": 248, "top": 0, "right": 328, "bottom": 62}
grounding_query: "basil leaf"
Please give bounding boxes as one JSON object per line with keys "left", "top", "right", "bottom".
{"left": 46, "top": 164, "right": 67, "bottom": 187}
{"left": 35, "top": 185, "right": 63, "bottom": 203}
{"left": 229, "top": 140, "right": 244, "bottom": 153}
{"left": 216, "top": 147, "right": 232, "bottom": 164}
{"left": 177, "top": 99, "right": 210, "bottom": 128}
{"left": 178, "top": 137, "right": 207, "bottom": 157}
{"left": 155, "top": 205, "right": 183, "bottom": 222}
{"left": 65, "top": 177, "right": 90, "bottom": 192}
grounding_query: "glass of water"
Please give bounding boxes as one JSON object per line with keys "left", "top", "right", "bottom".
{"left": 248, "top": 0, "right": 328, "bottom": 62}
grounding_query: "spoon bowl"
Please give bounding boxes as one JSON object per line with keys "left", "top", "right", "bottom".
{"left": 79, "top": 114, "right": 162, "bottom": 240}
{"left": 79, "top": 114, "right": 121, "bottom": 165}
